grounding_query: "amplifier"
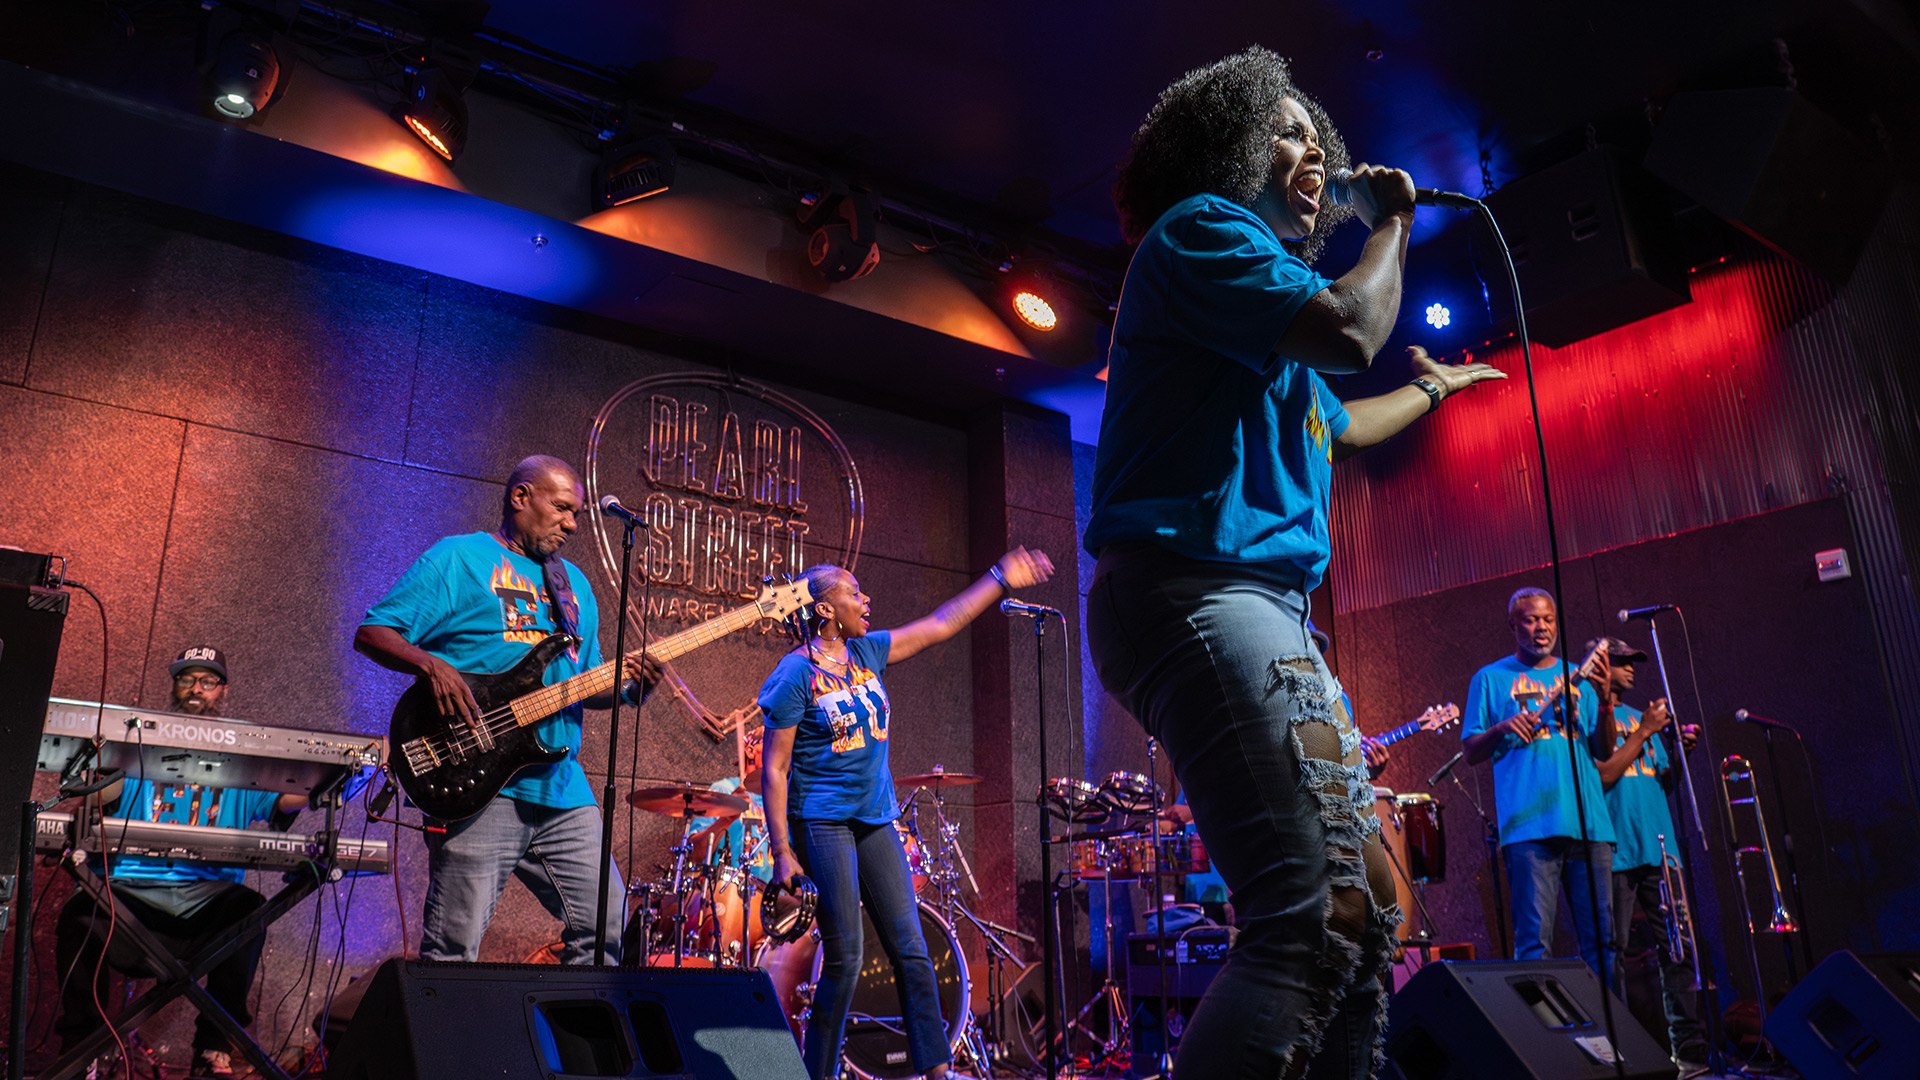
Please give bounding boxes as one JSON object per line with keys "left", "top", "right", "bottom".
{"left": 1126, "top": 927, "right": 1232, "bottom": 998}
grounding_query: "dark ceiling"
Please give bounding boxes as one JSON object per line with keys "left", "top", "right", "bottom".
{"left": 469, "top": 0, "right": 1917, "bottom": 254}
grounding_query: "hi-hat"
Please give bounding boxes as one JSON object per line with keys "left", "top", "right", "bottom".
{"left": 627, "top": 783, "right": 750, "bottom": 818}
{"left": 899, "top": 769, "right": 982, "bottom": 789}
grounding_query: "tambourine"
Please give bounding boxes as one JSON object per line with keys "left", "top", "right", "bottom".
{"left": 760, "top": 875, "right": 819, "bottom": 945}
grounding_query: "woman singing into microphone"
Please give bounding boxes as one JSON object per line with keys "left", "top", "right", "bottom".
{"left": 1084, "top": 47, "right": 1503, "bottom": 1079}
{"left": 761, "top": 548, "right": 1053, "bottom": 1080}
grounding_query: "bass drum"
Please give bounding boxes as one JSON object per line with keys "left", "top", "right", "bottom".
{"left": 756, "top": 901, "right": 970, "bottom": 1079}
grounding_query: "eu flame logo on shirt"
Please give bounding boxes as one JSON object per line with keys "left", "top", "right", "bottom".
{"left": 490, "top": 557, "right": 550, "bottom": 645}
{"left": 1305, "top": 389, "right": 1332, "bottom": 463}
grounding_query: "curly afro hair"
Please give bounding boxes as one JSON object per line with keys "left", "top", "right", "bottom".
{"left": 1114, "top": 46, "right": 1354, "bottom": 264}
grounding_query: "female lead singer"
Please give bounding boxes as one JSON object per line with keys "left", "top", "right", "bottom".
{"left": 1084, "top": 48, "right": 1503, "bottom": 1079}
{"left": 761, "top": 548, "right": 1054, "bottom": 1080}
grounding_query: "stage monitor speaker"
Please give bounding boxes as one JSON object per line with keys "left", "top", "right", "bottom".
{"left": 328, "top": 958, "right": 807, "bottom": 1080}
{"left": 0, "top": 576, "right": 67, "bottom": 926}
{"left": 1385, "top": 959, "right": 1669, "bottom": 1080}
{"left": 1645, "top": 88, "right": 1890, "bottom": 285}
{"left": 1484, "top": 146, "right": 1691, "bottom": 348}
{"left": 1765, "top": 950, "right": 1920, "bottom": 1080}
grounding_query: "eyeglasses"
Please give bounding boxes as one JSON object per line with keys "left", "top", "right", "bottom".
{"left": 174, "top": 673, "right": 225, "bottom": 690}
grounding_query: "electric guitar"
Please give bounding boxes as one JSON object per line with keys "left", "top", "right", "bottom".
{"left": 1370, "top": 703, "right": 1461, "bottom": 747}
{"left": 388, "top": 578, "right": 813, "bottom": 821}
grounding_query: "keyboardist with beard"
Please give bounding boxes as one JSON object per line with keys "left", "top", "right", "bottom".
{"left": 51, "top": 645, "right": 306, "bottom": 1079}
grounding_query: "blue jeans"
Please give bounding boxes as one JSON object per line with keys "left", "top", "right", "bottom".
{"left": 421, "top": 798, "right": 624, "bottom": 965}
{"left": 791, "top": 817, "right": 948, "bottom": 1080}
{"left": 1504, "top": 838, "right": 1614, "bottom": 983}
{"left": 1613, "top": 866, "right": 1704, "bottom": 1053}
{"left": 1088, "top": 544, "right": 1399, "bottom": 1080}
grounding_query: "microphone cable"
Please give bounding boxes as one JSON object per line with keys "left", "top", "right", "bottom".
{"left": 1467, "top": 198, "right": 1629, "bottom": 1080}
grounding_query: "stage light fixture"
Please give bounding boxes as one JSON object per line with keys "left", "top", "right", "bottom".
{"left": 1013, "top": 289, "right": 1059, "bottom": 331}
{"left": 798, "top": 185, "right": 881, "bottom": 283}
{"left": 594, "top": 137, "right": 678, "bottom": 209}
{"left": 1000, "top": 261, "right": 1065, "bottom": 333}
{"left": 392, "top": 63, "right": 470, "bottom": 162}
{"left": 1425, "top": 302, "right": 1452, "bottom": 330}
{"left": 199, "top": 9, "right": 283, "bottom": 121}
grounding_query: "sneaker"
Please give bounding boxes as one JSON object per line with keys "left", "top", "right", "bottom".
{"left": 189, "top": 1048, "right": 235, "bottom": 1078}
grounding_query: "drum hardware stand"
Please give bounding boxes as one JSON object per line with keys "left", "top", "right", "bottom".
{"left": 1374, "top": 815, "right": 1443, "bottom": 949}
{"left": 1144, "top": 735, "right": 1174, "bottom": 1079}
{"left": 913, "top": 785, "right": 1026, "bottom": 1078}
{"left": 1065, "top": 860, "right": 1134, "bottom": 1068}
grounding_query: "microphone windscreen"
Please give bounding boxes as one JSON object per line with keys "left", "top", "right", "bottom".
{"left": 1326, "top": 167, "right": 1353, "bottom": 207}
{"left": 1617, "top": 608, "right": 1630, "bottom": 624}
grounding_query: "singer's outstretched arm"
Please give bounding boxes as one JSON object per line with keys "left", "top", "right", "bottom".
{"left": 1334, "top": 346, "right": 1507, "bottom": 459}
{"left": 886, "top": 547, "right": 1055, "bottom": 663}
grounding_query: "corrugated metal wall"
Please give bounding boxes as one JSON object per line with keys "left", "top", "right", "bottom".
{"left": 1330, "top": 190, "right": 1920, "bottom": 796}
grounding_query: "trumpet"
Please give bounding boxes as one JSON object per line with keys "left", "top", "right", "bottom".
{"left": 1719, "top": 754, "right": 1798, "bottom": 935}
{"left": 1655, "top": 833, "right": 1700, "bottom": 977}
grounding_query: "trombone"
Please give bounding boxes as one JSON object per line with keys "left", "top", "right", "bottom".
{"left": 1719, "top": 754, "right": 1797, "bottom": 936}
{"left": 1655, "top": 833, "right": 1700, "bottom": 982}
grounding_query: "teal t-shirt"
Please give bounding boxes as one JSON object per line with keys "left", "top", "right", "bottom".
{"left": 1462, "top": 656, "right": 1616, "bottom": 847}
{"left": 363, "top": 531, "right": 603, "bottom": 810}
{"left": 104, "top": 779, "right": 281, "bottom": 885}
{"left": 1603, "top": 703, "right": 1680, "bottom": 872}
{"left": 759, "top": 632, "right": 897, "bottom": 824}
{"left": 1086, "top": 193, "right": 1347, "bottom": 587}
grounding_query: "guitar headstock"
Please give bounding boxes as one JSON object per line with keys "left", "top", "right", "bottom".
{"left": 1419, "top": 703, "right": 1461, "bottom": 734}
{"left": 755, "top": 577, "right": 814, "bottom": 622}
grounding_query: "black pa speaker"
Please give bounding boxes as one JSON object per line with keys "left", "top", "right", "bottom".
{"left": 1645, "top": 88, "right": 1890, "bottom": 285}
{"left": 0, "top": 575, "right": 67, "bottom": 924}
{"left": 1485, "top": 146, "right": 1691, "bottom": 348}
{"left": 1765, "top": 950, "right": 1920, "bottom": 1080}
{"left": 328, "top": 959, "right": 807, "bottom": 1080}
{"left": 1386, "top": 960, "right": 1669, "bottom": 1080}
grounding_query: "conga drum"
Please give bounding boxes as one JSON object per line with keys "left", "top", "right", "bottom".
{"left": 1373, "top": 786, "right": 1419, "bottom": 943}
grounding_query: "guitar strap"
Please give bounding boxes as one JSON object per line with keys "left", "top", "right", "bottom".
{"left": 541, "top": 551, "right": 582, "bottom": 645}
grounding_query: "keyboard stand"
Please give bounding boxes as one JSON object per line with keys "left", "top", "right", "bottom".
{"left": 37, "top": 846, "right": 329, "bottom": 1080}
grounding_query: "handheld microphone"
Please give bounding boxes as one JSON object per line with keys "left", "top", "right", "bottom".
{"left": 1327, "top": 167, "right": 1480, "bottom": 211}
{"left": 1000, "top": 598, "right": 1063, "bottom": 620}
{"left": 1428, "top": 750, "right": 1466, "bottom": 787}
{"left": 1617, "top": 603, "right": 1678, "bottom": 623}
{"left": 598, "top": 494, "right": 644, "bottom": 525}
{"left": 1734, "top": 708, "right": 1796, "bottom": 732}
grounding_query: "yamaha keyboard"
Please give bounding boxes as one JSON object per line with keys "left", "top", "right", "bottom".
{"left": 38, "top": 698, "right": 385, "bottom": 796}
{"left": 35, "top": 811, "right": 392, "bottom": 875}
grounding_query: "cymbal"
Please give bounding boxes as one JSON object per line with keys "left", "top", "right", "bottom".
{"left": 898, "top": 769, "right": 982, "bottom": 789}
{"left": 627, "top": 783, "right": 750, "bottom": 818}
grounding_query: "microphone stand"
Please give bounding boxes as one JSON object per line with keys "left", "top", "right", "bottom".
{"left": 1642, "top": 613, "right": 1729, "bottom": 1068}
{"left": 1757, "top": 722, "right": 1815, "bottom": 977}
{"left": 1019, "top": 607, "right": 1061, "bottom": 1079}
{"left": 1442, "top": 765, "right": 1509, "bottom": 957}
{"left": 592, "top": 513, "right": 642, "bottom": 966}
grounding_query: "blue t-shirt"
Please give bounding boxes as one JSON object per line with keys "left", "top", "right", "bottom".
{"left": 363, "top": 531, "right": 603, "bottom": 810}
{"left": 1603, "top": 703, "right": 1680, "bottom": 872}
{"left": 1086, "top": 193, "right": 1348, "bottom": 587}
{"left": 759, "top": 631, "right": 896, "bottom": 824}
{"left": 104, "top": 779, "right": 281, "bottom": 885}
{"left": 1462, "top": 656, "right": 1616, "bottom": 847}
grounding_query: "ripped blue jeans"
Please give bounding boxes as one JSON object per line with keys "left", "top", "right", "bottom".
{"left": 1088, "top": 543, "right": 1399, "bottom": 1080}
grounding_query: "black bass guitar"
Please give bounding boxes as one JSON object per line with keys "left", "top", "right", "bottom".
{"left": 389, "top": 578, "right": 813, "bottom": 821}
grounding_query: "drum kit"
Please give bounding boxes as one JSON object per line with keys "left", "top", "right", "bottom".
{"left": 613, "top": 768, "right": 1016, "bottom": 1080}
